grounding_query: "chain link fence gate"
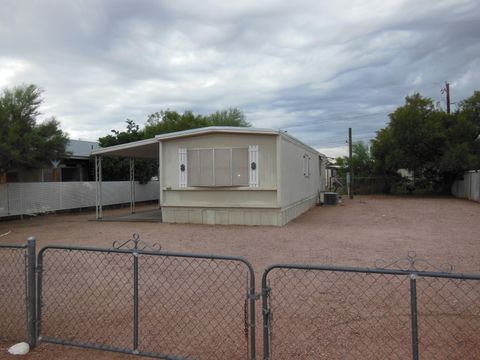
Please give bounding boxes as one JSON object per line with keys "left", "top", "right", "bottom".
{"left": 2, "top": 236, "right": 480, "bottom": 360}
{"left": 36, "top": 235, "right": 256, "bottom": 360}
{"left": 261, "top": 255, "right": 480, "bottom": 360}
{"left": 0, "top": 238, "right": 36, "bottom": 346}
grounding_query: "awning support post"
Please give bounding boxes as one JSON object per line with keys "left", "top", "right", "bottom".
{"left": 95, "top": 156, "right": 103, "bottom": 219}
{"left": 130, "top": 157, "right": 135, "bottom": 214}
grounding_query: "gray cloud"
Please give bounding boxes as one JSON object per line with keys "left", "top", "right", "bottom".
{"left": 1, "top": 0, "right": 479, "bottom": 157}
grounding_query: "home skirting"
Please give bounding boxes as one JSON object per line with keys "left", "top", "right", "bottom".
{"left": 161, "top": 195, "right": 318, "bottom": 226}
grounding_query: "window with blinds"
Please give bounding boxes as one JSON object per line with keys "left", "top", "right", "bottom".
{"left": 187, "top": 148, "right": 249, "bottom": 187}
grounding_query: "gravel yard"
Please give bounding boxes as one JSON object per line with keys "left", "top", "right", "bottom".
{"left": 1, "top": 195, "right": 479, "bottom": 359}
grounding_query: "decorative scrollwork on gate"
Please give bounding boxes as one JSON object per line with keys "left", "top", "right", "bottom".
{"left": 112, "top": 233, "right": 161, "bottom": 252}
{"left": 374, "top": 250, "right": 453, "bottom": 273}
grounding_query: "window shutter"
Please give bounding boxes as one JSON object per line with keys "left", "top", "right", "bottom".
{"left": 303, "top": 154, "right": 311, "bottom": 177}
{"left": 199, "top": 149, "right": 214, "bottom": 185}
{"left": 214, "top": 148, "right": 232, "bottom": 186}
{"left": 248, "top": 145, "right": 259, "bottom": 187}
{"left": 232, "top": 148, "right": 248, "bottom": 186}
{"left": 179, "top": 148, "right": 187, "bottom": 187}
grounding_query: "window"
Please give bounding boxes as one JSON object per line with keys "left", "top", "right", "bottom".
{"left": 303, "top": 154, "right": 311, "bottom": 177}
{"left": 186, "top": 148, "right": 249, "bottom": 187}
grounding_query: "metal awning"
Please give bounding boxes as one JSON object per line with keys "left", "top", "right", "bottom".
{"left": 91, "top": 138, "right": 159, "bottom": 159}
{"left": 91, "top": 138, "right": 160, "bottom": 220}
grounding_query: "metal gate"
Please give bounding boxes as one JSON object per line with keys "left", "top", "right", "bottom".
{"left": 261, "top": 255, "right": 480, "bottom": 360}
{"left": 0, "top": 239, "right": 36, "bottom": 345}
{"left": 37, "top": 235, "right": 256, "bottom": 360}
{"left": 2, "top": 237, "right": 480, "bottom": 360}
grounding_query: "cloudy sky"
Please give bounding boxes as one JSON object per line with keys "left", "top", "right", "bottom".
{"left": 1, "top": 0, "right": 479, "bottom": 157}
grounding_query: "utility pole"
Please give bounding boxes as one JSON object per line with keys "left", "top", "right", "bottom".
{"left": 348, "top": 127, "right": 353, "bottom": 199}
{"left": 442, "top": 82, "right": 451, "bottom": 114}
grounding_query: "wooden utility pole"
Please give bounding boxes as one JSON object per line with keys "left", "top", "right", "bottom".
{"left": 348, "top": 127, "right": 353, "bottom": 199}
{"left": 442, "top": 82, "right": 451, "bottom": 114}
{"left": 445, "top": 82, "right": 451, "bottom": 114}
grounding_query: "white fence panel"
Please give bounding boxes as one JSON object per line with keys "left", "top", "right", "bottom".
{"left": 0, "top": 184, "right": 8, "bottom": 217}
{"left": 452, "top": 171, "right": 480, "bottom": 202}
{"left": 0, "top": 181, "right": 159, "bottom": 217}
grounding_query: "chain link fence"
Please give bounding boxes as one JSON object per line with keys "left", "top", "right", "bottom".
{"left": 0, "top": 239, "right": 35, "bottom": 345}
{"left": 1, "top": 237, "right": 479, "bottom": 360}
{"left": 262, "top": 264, "right": 480, "bottom": 360}
{"left": 37, "top": 240, "right": 256, "bottom": 360}
{"left": 416, "top": 276, "right": 480, "bottom": 358}
{"left": 0, "top": 245, "right": 28, "bottom": 342}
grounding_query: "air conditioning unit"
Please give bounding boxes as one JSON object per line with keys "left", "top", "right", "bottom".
{"left": 323, "top": 192, "right": 338, "bottom": 205}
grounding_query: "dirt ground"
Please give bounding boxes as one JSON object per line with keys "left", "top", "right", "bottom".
{"left": 1, "top": 195, "right": 479, "bottom": 359}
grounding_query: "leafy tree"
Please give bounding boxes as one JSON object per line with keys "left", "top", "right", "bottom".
{"left": 143, "top": 107, "right": 249, "bottom": 138}
{"left": 371, "top": 91, "right": 480, "bottom": 193}
{"left": 143, "top": 110, "right": 209, "bottom": 138}
{"left": 351, "top": 141, "right": 374, "bottom": 176}
{"left": 0, "top": 84, "right": 69, "bottom": 176}
{"left": 435, "top": 91, "right": 480, "bottom": 191}
{"left": 97, "top": 119, "right": 157, "bottom": 184}
{"left": 98, "top": 108, "right": 249, "bottom": 183}
{"left": 335, "top": 141, "right": 377, "bottom": 194}
{"left": 100, "top": 119, "right": 144, "bottom": 146}
{"left": 335, "top": 141, "right": 374, "bottom": 177}
{"left": 205, "top": 107, "right": 250, "bottom": 127}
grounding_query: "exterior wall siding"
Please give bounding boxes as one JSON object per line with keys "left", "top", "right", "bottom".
{"left": 162, "top": 133, "right": 277, "bottom": 189}
{"left": 163, "top": 189, "right": 277, "bottom": 208}
{"left": 278, "top": 136, "right": 321, "bottom": 208}
{"left": 159, "top": 131, "right": 322, "bottom": 226}
{"left": 161, "top": 133, "right": 278, "bottom": 210}
{"left": 162, "top": 207, "right": 282, "bottom": 226}
{"left": 162, "top": 193, "right": 318, "bottom": 226}
{"left": 280, "top": 194, "right": 319, "bottom": 225}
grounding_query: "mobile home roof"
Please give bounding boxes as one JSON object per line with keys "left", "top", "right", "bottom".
{"left": 91, "top": 127, "right": 323, "bottom": 158}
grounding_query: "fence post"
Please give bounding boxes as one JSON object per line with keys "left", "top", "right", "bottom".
{"left": 410, "top": 273, "right": 419, "bottom": 360}
{"left": 132, "top": 250, "right": 139, "bottom": 354}
{"left": 261, "top": 273, "right": 271, "bottom": 360}
{"left": 26, "top": 237, "right": 36, "bottom": 347}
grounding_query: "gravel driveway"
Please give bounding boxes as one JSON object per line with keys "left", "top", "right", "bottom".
{"left": 1, "top": 195, "right": 479, "bottom": 359}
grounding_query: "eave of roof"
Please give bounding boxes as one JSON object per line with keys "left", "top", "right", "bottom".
{"left": 155, "top": 126, "right": 321, "bottom": 155}
{"left": 90, "top": 126, "right": 322, "bottom": 158}
{"left": 154, "top": 126, "right": 279, "bottom": 140}
{"left": 90, "top": 137, "right": 159, "bottom": 159}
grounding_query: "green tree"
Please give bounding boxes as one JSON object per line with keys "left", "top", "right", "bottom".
{"left": 371, "top": 91, "right": 480, "bottom": 193}
{"left": 98, "top": 108, "right": 249, "bottom": 183}
{"left": 335, "top": 141, "right": 374, "bottom": 177}
{"left": 0, "top": 84, "right": 69, "bottom": 176}
{"left": 143, "top": 107, "right": 249, "bottom": 138}
{"left": 143, "top": 110, "right": 209, "bottom": 138}
{"left": 436, "top": 91, "right": 480, "bottom": 191}
{"left": 335, "top": 141, "right": 377, "bottom": 194}
{"left": 97, "top": 119, "right": 157, "bottom": 184}
{"left": 206, "top": 107, "right": 250, "bottom": 127}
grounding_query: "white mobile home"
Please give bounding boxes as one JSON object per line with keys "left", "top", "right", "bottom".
{"left": 92, "top": 127, "right": 326, "bottom": 226}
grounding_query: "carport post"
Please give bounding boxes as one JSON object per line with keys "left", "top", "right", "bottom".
{"left": 130, "top": 157, "right": 135, "bottom": 214}
{"left": 95, "top": 156, "right": 103, "bottom": 219}
{"left": 158, "top": 141, "right": 162, "bottom": 209}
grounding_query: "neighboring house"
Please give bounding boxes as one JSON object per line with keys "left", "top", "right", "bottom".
{"left": 397, "top": 168, "right": 414, "bottom": 181}
{"left": 6, "top": 140, "right": 99, "bottom": 183}
{"left": 325, "top": 163, "right": 342, "bottom": 191}
{"left": 92, "top": 127, "right": 327, "bottom": 226}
